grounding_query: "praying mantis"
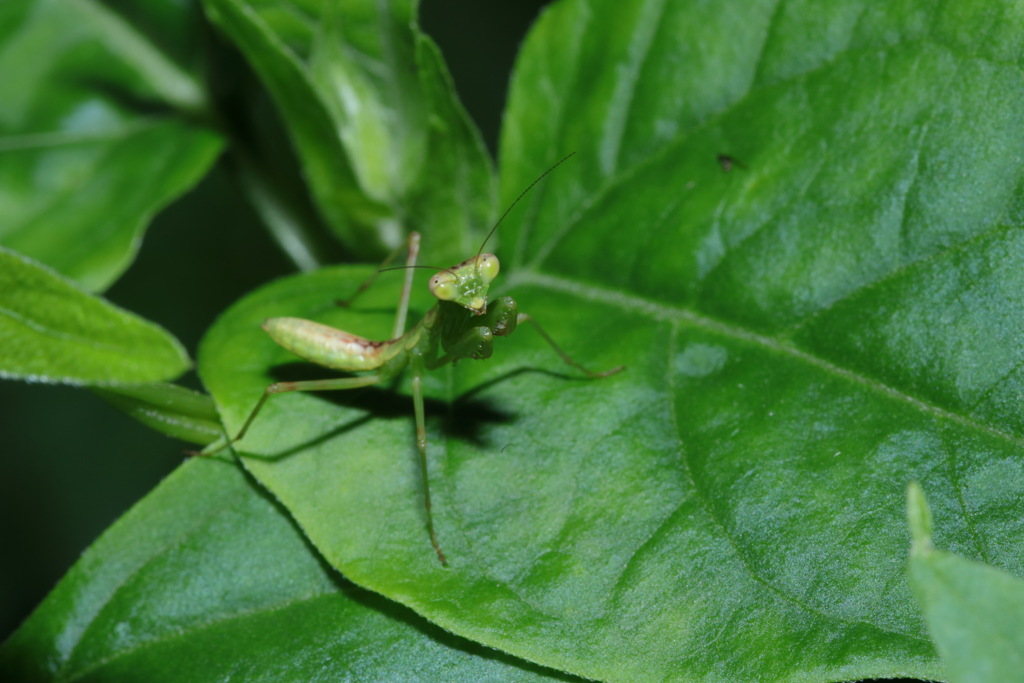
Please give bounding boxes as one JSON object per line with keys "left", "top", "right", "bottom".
{"left": 206, "top": 155, "right": 623, "bottom": 565}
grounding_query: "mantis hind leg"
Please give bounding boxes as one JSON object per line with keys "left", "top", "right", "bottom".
{"left": 203, "top": 368, "right": 450, "bottom": 567}
{"left": 200, "top": 375, "right": 383, "bottom": 457}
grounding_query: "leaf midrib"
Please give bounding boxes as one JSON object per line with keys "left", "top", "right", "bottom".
{"left": 490, "top": 269, "right": 952, "bottom": 648}
{"left": 72, "top": 0, "right": 204, "bottom": 112}
{"left": 0, "top": 118, "right": 169, "bottom": 152}
{"left": 515, "top": 269, "right": 1024, "bottom": 453}
{"left": 63, "top": 589, "right": 338, "bottom": 681}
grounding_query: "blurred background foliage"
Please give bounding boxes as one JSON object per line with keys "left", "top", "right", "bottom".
{"left": 0, "top": 0, "right": 551, "bottom": 640}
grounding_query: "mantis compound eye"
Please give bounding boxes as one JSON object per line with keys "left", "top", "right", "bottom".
{"left": 429, "top": 271, "right": 459, "bottom": 300}
{"left": 476, "top": 253, "right": 500, "bottom": 283}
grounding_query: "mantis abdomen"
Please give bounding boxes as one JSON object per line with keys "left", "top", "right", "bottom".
{"left": 263, "top": 317, "right": 405, "bottom": 372}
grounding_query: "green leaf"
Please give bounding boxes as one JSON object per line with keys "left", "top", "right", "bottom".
{"left": 907, "top": 483, "right": 1024, "bottom": 682}
{"left": 0, "top": 248, "right": 190, "bottom": 384}
{"left": 92, "top": 383, "right": 223, "bottom": 447}
{"left": 201, "top": 0, "right": 494, "bottom": 263}
{"left": 199, "top": 0, "right": 1024, "bottom": 680}
{"left": 0, "top": 0, "right": 222, "bottom": 291}
{"left": 0, "top": 457, "right": 575, "bottom": 682}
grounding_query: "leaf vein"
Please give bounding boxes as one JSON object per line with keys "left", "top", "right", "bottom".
{"left": 653, "top": 323, "right": 929, "bottom": 643}
{"left": 519, "top": 271, "right": 1024, "bottom": 451}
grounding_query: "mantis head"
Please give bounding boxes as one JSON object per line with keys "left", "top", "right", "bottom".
{"left": 424, "top": 152, "right": 575, "bottom": 315}
{"left": 429, "top": 253, "right": 500, "bottom": 315}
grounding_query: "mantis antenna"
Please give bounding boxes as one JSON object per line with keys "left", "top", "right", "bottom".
{"left": 475, "top": 151, "right": 577, "bottom": 260}
{"left": 380, "top": 151, "right": 577, "bottom": 277}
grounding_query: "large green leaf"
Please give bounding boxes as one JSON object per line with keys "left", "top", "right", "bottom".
{"left": 199, "top": 0, "right": 1024, "bottom": 680}
{"left": 202, "top": 0, "right": 494, "bottom": 264}
{"left": 0, "top": 457, "right": 575, "bottom": 681}
{"left": 0, "top": 0, "right": 222, "bottom": 292}
{"left": 0, "top": 248, "right": 189, "bottom": 384}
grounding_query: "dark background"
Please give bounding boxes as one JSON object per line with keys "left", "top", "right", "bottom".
{"left": 0, "top": 0, "right": 551, "bottom": 641}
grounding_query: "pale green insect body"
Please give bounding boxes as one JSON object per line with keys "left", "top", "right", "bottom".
{"left": 264, "top": 252, "right": 499, "bottom": 376}
{"left": 262, "top": 317, "right": 400, "bottom": 372}
{"left": 206, "top": 154, "right": 622, "bottom": 566}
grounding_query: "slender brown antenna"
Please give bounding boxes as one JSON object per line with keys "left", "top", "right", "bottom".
{"left": 476, "top": 151, "right": 576, "bottom": 259}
